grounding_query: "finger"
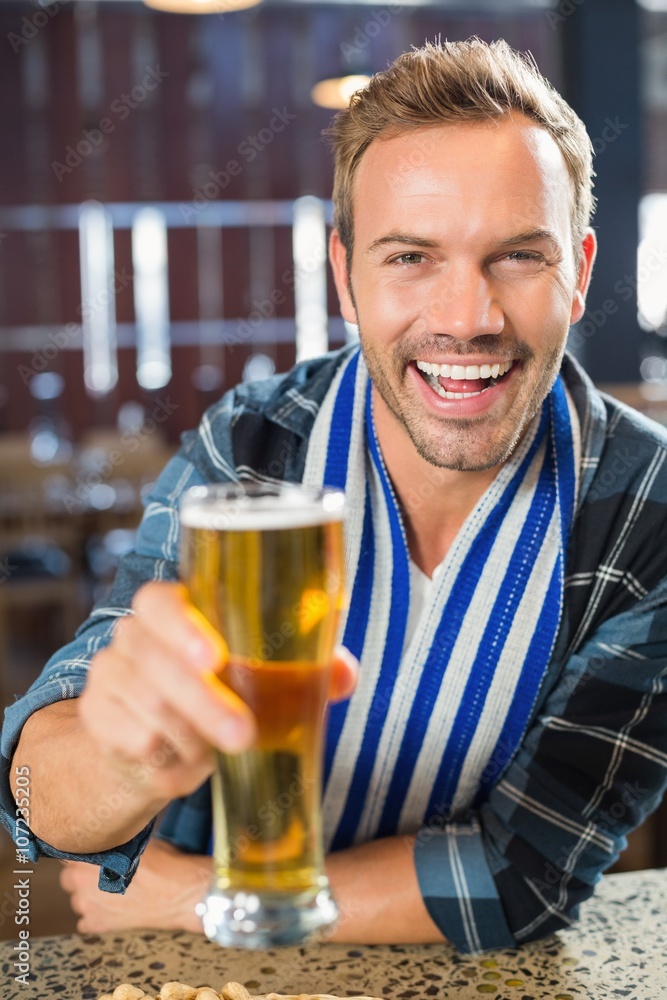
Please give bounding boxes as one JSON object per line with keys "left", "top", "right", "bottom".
{"left": 81, "top": 668, "right": 218, "bottom": 800}
{"left": 328, "top": 646, "right": 359, "bottom": 703}
{"left": 91, "top": 625, "right": 256, "bottom": 760}
{"left": 124, "top": 633, "right": 256, "bottom": 753}
{"left": 80, "top": 643, "right": 210, "bottom": 765}
{"left": 131, "top": 582, "right": 227, "bottom": 676}
{"left": 84, "top": 648, "right": 171, "bottom": 754}
{"left": 123, "top": 586, "right": 257, "bottom": 749}
{"left": 95, "top": 691, "right": 209, "bottom": 776}
{"left": 77, "top": 916, "right": 97, "bottom": 933}
{"left": 81, "top": 669, "right": 218, "bottom": 796}
{"left": 59, "top": 863, "right": 81, "bottom": 893}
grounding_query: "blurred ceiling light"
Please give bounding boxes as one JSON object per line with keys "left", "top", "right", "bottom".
{"left": 191, "top": 364, "right": 223, "bottom": 393}
{"left": 311, "top": 74, "right": 371, "bottom": 110}
{"left": 638, "top": 193, "right": 667, "bottom": 334}
{"left": 636, "top": 0, "right": 667, "bottom": 10}
{"left": 243, "top": 353, "right": 276, "bottom": 383}
{"left": 29, "top": 372, "right": 65, "bottom": 401}
{"left": 79, "top": 201, "right": 119, "bottom": 397}
{"left": 292, "top": 196, "right": 328, "bottom": 361}
{"left": 144, "top": 0, "right": 261, "bottom": 13}
{"left": 132, "top": 207, "right": 172, "bottom": 391}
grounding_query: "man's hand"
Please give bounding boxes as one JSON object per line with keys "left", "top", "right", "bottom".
{"left": 79, "top": 581, "right": 357, "bottom": 805}
{"left": 77, "top": 581, "right": 255, "bottom": 805}
{"left": 60, "top": 839, "right": 211, "bottom": 933}
{"left": 13, "top": 580, "right": 357, "bottom": 855}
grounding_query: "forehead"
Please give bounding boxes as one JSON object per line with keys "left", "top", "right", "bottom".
{"left": 351, "top": 115, "right": 574, "bottom": 248}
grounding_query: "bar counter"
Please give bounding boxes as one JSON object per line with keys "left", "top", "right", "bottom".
{"left": 2, "top": 868, "right": 665, "bottom": 999}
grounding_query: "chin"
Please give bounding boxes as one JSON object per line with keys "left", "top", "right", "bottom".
{"left": 411, "top": 422, "right": 525, "bottom": 472}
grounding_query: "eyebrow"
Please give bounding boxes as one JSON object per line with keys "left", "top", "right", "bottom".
{"left": 364, "top": 228, "right": 563, "bottom": 257}
{"left": 496, "top": 229, "right": 563, "bottom": 253}
{"left": 364, "top": 233, "right": 440, "bottom": 257}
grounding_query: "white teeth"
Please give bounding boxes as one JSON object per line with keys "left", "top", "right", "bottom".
{"left": 416, "top": 359, "right": 513, "bottom": 381}
{"left": 415, "top": 358, "right": 514, "bottom": 399}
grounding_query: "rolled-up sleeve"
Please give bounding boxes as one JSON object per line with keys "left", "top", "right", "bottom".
{"left": 414, "top": 577, "right": 667, "bottom": 952}
{"left": 0, "top": 608, "right": 154, "bottom": 891}
{"left": 414, "top": 817, "right": 514, "bottom": 953}
{"left": 0, "top": 442, "right": 209, "bottom": 890}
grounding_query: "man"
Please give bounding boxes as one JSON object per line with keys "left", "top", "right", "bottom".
{"left": 3, "top": 38, "right": 667, "bottom": 955}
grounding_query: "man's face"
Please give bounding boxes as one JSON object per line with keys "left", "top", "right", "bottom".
{"left": 330, "top": 115, "right": 596, "bottom": 471}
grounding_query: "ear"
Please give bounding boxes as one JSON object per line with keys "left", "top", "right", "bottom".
{"left": 329, "top": 229, "right": 358, "bottom": 325}
{"left": 569, "top": 229, "right": 597, "bottom": 324}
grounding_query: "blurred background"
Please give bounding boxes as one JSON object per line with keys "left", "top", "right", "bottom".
{"left": 0, "top": 0, "right": 666, "bottom": 937}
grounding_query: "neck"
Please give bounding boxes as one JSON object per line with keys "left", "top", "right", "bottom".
{"left": 372, "top": 387, "right": 502, "bottom": 577}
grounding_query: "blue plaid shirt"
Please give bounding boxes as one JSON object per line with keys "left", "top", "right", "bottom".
{"left": 2, "top": 348, "right": 667, "bottom": 954}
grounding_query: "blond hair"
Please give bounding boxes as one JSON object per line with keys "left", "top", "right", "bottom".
{"left": 327, "top": 38, "right": 595, "bottom": 260}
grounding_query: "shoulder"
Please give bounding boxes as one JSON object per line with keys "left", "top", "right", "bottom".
{"left": 563, "top": 353, "right": 667, "bottom": 502}
{"left": 183, "top": 345, "right": 357, "bottom": 484}
{"left": 201, "top": 344, "right": 355, "bottom": 426}
{"left": 590, "top": 394, "right": 667, "bottom": 504}
{"left": 562, "top": 354, "right": 667, "bottom": 641}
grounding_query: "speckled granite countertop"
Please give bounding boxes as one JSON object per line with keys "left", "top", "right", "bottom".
{"left": 2, "top": 869, "right": 665, "bottom": 999}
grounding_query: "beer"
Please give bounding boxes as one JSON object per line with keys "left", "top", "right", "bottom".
{"left": 211, "top": 657, "right": 330, "bottom": 894}
{"left": 179, "top": 483, "right": 345, "bottom": 947}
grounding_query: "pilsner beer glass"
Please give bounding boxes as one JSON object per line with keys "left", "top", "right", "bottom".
{"left": 179, "top": 482, "right": 346, "bottom": 948}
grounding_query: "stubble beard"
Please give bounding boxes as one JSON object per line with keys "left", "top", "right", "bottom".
{"left": 359, "top": 332, "right": 565, "bottom": 472}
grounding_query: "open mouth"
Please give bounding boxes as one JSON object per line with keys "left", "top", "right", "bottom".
{"left": 415, "top": 359, "right": 515, "bottom": 399}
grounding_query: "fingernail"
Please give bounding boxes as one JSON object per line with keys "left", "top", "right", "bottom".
{"left": 218, "top": 716, "right": 253, "bottom": 752}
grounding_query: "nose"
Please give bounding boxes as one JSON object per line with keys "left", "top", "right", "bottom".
{"left": 422, "top": 263, "right": 504, "bottom": 340}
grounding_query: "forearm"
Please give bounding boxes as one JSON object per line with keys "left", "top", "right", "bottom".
{"left": 325, "top": 835, "right": 446, "bottom": 945}
{"left": 10, "top": 701, "right": 168, "bottom": 854}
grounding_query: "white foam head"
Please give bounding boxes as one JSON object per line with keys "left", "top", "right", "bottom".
{"left": 180, "top": 485, "right": 344, "bottom": 532}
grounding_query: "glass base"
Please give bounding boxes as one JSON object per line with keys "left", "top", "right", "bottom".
{"left": 196, "top": 883, "right": 339, "bottom": 949}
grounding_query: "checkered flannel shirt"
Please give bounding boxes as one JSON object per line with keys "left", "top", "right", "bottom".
{"left": 2, "top": 348, "right": 667, "bottom": 953}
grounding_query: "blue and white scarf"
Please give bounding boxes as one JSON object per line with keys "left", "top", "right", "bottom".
{"left": 303, "top": 347, "right": 579, "bottom": 852}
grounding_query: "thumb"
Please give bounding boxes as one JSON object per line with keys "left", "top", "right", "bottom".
{"left": 328, "top": 646, "right": 358, "bottom": 703}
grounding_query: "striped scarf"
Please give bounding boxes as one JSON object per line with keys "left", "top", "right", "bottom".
{"left": 303, "top": 347, "right": 579, "bottom": 852}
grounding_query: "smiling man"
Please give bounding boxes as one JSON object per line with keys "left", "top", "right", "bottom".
{"left": 3, "top": 39, "right": 667, "bottom": 955}
{"left": 328, "top": 108, "right": 595, "bottom": 575}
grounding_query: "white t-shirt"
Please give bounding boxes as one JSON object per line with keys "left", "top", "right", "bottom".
{"left": 403, "top": 557, "right": 445, "bottom": 654}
